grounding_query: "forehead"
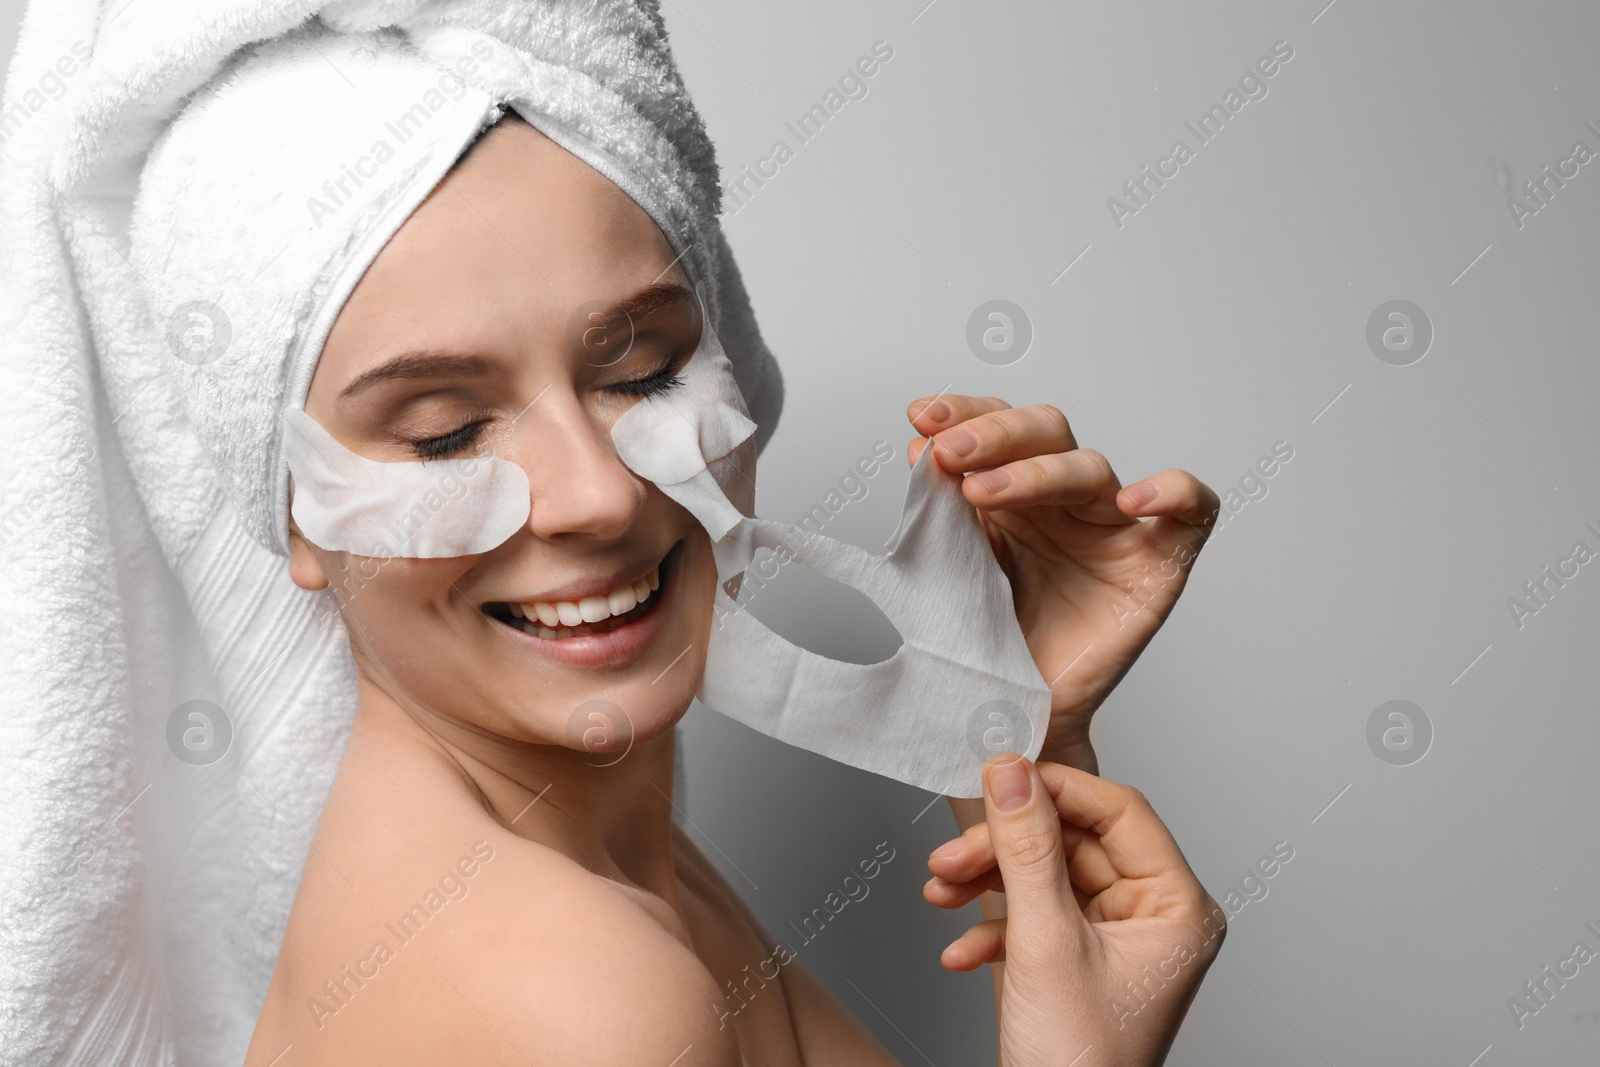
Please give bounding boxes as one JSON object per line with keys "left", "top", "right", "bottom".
{"left": 311, "top": 119, "right": 686, "bottom": 396}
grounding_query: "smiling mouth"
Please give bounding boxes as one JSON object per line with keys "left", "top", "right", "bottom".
{"left": 482, "top": 541, "right": 675, "bottom": 640}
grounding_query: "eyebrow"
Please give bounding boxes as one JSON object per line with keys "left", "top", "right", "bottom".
{"left": 337, "top": 282, "right": 699, "bottom": 400}
{"left": 579, "top": 281, "right": 698, "bottom": 338}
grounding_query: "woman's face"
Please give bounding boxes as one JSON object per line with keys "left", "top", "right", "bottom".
{"left": 288, "top": 116, "right": 740, "bottom": 753}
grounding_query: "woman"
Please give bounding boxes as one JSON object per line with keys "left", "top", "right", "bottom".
{"left": 2, "top": 5, "right": 1224, "bottom": 1063}
{"left": 242, "top": 111, "right": 1227, "bottom": 1065}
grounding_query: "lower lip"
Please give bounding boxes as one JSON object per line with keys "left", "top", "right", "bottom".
{"left": 488, "top": 540, "right": 682, "bottom": 670}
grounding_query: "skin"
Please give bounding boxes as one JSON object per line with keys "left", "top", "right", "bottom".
{"left": 934, "top": 755, "right": 1227, "bottom": 1066}
{"left": 243, "top": 113, "right": 1220, "bottom": 1066}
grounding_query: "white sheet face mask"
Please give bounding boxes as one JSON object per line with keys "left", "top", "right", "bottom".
{"left": 282, "top": 325, "right": 1050, "bottom": 797}
{"left": 610, "top": 327, "right": 1052, "bottom": 798}
{"left": 691, "top": 444, "right": 1054, "bottom": 798}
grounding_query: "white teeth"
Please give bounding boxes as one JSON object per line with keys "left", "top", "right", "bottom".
{"left": 509, "top": 561, "right": 664, "bottom": 631}
{"left": 608, "top": 584, "right": 638, "bottom": 616}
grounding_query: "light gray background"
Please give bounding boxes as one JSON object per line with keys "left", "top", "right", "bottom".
{"left": 8, "top": 2, "right": 1598, "bottom": 1064}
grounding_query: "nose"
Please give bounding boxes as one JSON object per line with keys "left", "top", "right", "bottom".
{"left": 513, "top": 391, "right": 645, "bottom": 543}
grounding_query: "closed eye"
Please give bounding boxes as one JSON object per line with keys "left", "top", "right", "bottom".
{"left": 610, "top": 365, "right": 686, "bottom": 398}
{"left": 402, "top": 350, "right": 690, "bottom": 460}
{"left": 407, "top": 418, "right": 490, "bottom": 461}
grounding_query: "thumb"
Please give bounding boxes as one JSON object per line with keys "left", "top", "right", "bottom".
{"left": 983, "top": 754, "right": 1083, "bottom": 948}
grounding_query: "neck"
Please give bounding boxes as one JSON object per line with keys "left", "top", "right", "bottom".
{"left": 351, "top": 670, "right": 683, "bottom": 904}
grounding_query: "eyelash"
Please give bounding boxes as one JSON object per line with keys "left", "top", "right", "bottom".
{"left": 407, "top": 419, "right": 489, "bottom": 461}
{"left": 401, "top": 362, "right": 688, "bottom": 460}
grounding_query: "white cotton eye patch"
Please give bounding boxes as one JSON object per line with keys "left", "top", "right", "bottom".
{"left": 281, "top": 406, "right": 532, "bottom": 558}
{"left": 607, "top": 325, "right": 759, "bottom": 539}
{"left": 281, "top": 323, "right": 1050, "bottom": 797}
{"left": 279, "top": 327, "right": 755, "bottom": 558}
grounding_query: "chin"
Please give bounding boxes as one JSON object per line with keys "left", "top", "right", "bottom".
{"left": 551, "top": 681, "right": 695, "bottom": 765}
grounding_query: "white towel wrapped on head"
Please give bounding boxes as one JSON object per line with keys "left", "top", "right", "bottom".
{"left": 0, "top": 4, "right": 781, "bottom": 1064}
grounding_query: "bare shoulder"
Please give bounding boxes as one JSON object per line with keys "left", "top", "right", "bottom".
{"left": 245, "top": 730, "right": 740, "bottom": 1066}
{"left": 422, "top": 829, "right": 744, "bottom": 1065}
{"left": 250, "top": 821, "right": 740, "bottom": 1066}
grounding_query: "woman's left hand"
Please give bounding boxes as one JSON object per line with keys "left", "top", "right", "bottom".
{"left": 907, "top": 394, "right": 1220, "bottom": 773}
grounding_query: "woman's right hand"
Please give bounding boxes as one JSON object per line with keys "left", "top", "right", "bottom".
{"left": 925, "top": 755, "right": 1226, "bottom": 1067}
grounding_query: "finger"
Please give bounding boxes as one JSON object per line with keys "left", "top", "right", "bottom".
{"left": 932, "top": 813, "right": 1122, "bottom": 901}
{"left": 907, "top": 435, "right": 931, "bottom": 469}
{"left": 1116, "top": 467, "right": 1223, "bottom": 547}
{"left": 924, "top": 404, "right": 1078, "bottom": 475}
{"left": 928, "top": 871, "right": 1114, "bottom": 927}
{"left": 926, "top": 868, "right": 1099, "bottom": 915}
{"left": 981, "top": 754, "right": 1085, "bottom": 946}
{"left": 906, "top": 394, "right": 1013, "bottom": 441}
{"left": 960, "top": 448, "right": 1137, "bottom": 526}
{"left": 942, "top": 917, "right": 1008, "bottom": 972}
{"left": 923, "top": 867, "right": 1004, "bottom": 909}
{"left": 1080, "top": 873, "right": 1202, "bottom": 923}
{"left": 1035, "top": 763, "right": 1207, "bottom": 902}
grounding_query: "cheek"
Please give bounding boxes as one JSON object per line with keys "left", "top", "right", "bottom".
{"left": 328, "top": 556, "right": 474, "bottom": 661}
{"left": 643, "top": 523, "right": 717, "bottom": 704}
{"left": 677, "top": 524, "right": 719, "bottom": 642}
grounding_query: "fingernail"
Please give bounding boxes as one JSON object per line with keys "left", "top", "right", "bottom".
{"left": 987, "top": 756, "right": 1032, "bottom": 812}
{"left": 972, "top": 469, "right": 1011, "bottom": 493}
{"left": 935, "top": 427, "right": 977, "bottom": 457}
{"left": 931, "top": 838, "right": 964, "bottom": 860}
{"left": 915, "top": 398, "right": 951, "bottom": 422}
{"left": 1124, "top": 481, "right": 1158, "bottom": 507}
